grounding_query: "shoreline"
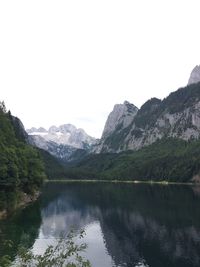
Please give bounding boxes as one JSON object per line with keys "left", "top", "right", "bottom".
{"left": 45, "top": 179, "right": 199, "bottom": 186}
{"left": 0, "top": 191, "right": 40, "bottom": 220}
{"left": 1, "top": 179, "right": 198, "bottom": 220}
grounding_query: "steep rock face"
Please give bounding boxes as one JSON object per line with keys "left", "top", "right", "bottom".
{"left": 188, "top": 65, "right": 200, "bottom": 85}
{"left": 94, "top": 101, "right": 138, "bottom": 152}
{"left": 102, "top": 101, "right": 138, "bottom": 138}
{"left": 96, "top": 82, "right": 200, "bottom": 153}
{"left": 27, "top": 124, "right": 96, "bottom": 162}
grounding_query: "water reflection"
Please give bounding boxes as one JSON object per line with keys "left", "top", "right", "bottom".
{"left": 0, "top": 201, "right": 41, "bottom": 261}
{"left": 1, "top": 183, "right": 200, "bottom": 267}
{"left": 36, "top": 183, "right": 200, "bottom": 267}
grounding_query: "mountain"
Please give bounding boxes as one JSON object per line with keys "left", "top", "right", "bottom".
{"left": 102, "top": 101, "right": 138, "bottom": 139}
{"left": 95, "top": 82, "right": 200, "bottom": 153}
{"left": 94, "top": 101, "right": 138, "bottom": 153}
{"left": 64, "top": 66, "right": 200, "bottom": 183}
{"left": 27, "top": 124, "right": 96, "bottom": 162}
{"left": 188, "top": 65, "right": 200, "bottom": 85}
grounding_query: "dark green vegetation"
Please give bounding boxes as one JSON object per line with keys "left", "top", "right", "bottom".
{"left": 62, "top": 138, "right": 200, "bottom": 182}
{"left": 38, "top": 149, "right": 67, "bottom": 180}
{"left": 0, "top": 201, "right": 41, "bottom": 263}
{"left": 0, "top": 101, "right": 46, "bottom": 211}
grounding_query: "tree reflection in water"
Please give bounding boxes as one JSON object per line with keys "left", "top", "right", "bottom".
{"left": 1, "top": 183, "right": 200, "bottom": 267}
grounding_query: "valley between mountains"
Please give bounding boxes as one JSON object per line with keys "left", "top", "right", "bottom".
{"left": 1, "top": 65, "right": 200, "bottom": 191}
{"left": 23, "top": 65, "right": 200, "bottom": 183}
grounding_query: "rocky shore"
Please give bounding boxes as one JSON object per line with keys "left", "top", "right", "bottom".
{"left": 0, "top": 191, "right": 40, "bottom": 220}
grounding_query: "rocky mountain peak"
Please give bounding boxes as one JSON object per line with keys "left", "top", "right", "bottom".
{"left": 27, "top": 123, "right": 96, "bottom": 157}
{"left": 38, "top": 127, "right": 47, "bottom": 132}
{"left": 27, "top": 127, "right": 38, "bottom": 134}
{"left": 188, "top": 65, "right": 200, "bottom": 85}
{"left": 94, "top": 81, "right": 200, "bottom": 153}
{"left": 139, "top": 98, "right": 161, "bottom": 114}
{"left": 101, "top": 101, "right": 138, "bottom": 139}
{"left": 49, "top": 125, "right": 59, "bottom": 133}
{"left": 27, "top": 123, "right": 97, "bottom": 162}
{"left": 59, "top": 124, "right": 77, "bottom": 133}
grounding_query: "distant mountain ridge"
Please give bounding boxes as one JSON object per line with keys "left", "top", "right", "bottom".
{"left": 27, "top": 124, "right": 95, "bottom": 148}
{"left": 27, "top": 124, "right": 96, "bottom": 162}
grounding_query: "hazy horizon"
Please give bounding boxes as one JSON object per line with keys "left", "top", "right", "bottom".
{"left": 1, "top": 1, "right": 200, "bottom": 137}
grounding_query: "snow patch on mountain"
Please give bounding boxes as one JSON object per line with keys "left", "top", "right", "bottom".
{"left": 27, "top": 124, "right": 96, "bottom": 162}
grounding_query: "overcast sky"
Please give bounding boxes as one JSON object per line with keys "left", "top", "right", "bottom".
{"left": 0, "top": 0, "right": 200, "bottom": 138}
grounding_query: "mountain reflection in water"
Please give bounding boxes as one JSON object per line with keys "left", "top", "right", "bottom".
{"left": 1, "top": 182, "right": 200, "bottom": 267}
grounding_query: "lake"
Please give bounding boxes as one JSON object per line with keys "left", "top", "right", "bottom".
{"left": 1, "top": 182, "right": 200, "bottom": 267}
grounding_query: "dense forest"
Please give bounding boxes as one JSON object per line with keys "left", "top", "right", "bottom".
{"left": 0, "top": 101, "right": 46, "bottom": 196}
{"left": 62, "top": 138, "right": 200, "bottom": 183}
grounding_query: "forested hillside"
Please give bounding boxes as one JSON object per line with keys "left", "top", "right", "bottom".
{"left": 0, "top": 101, "right": 46, "bottom": 193}
{"left": 64, "top": 138, "right": 200, "bottom": 183}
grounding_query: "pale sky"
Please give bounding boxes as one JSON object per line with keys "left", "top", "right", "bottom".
{"left": 1, "top": 0, "right": 200, "bottom": 138}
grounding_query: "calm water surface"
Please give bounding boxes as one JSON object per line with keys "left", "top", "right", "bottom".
{"left": 1, "top": 182, "right": 200, "bottom": 267}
